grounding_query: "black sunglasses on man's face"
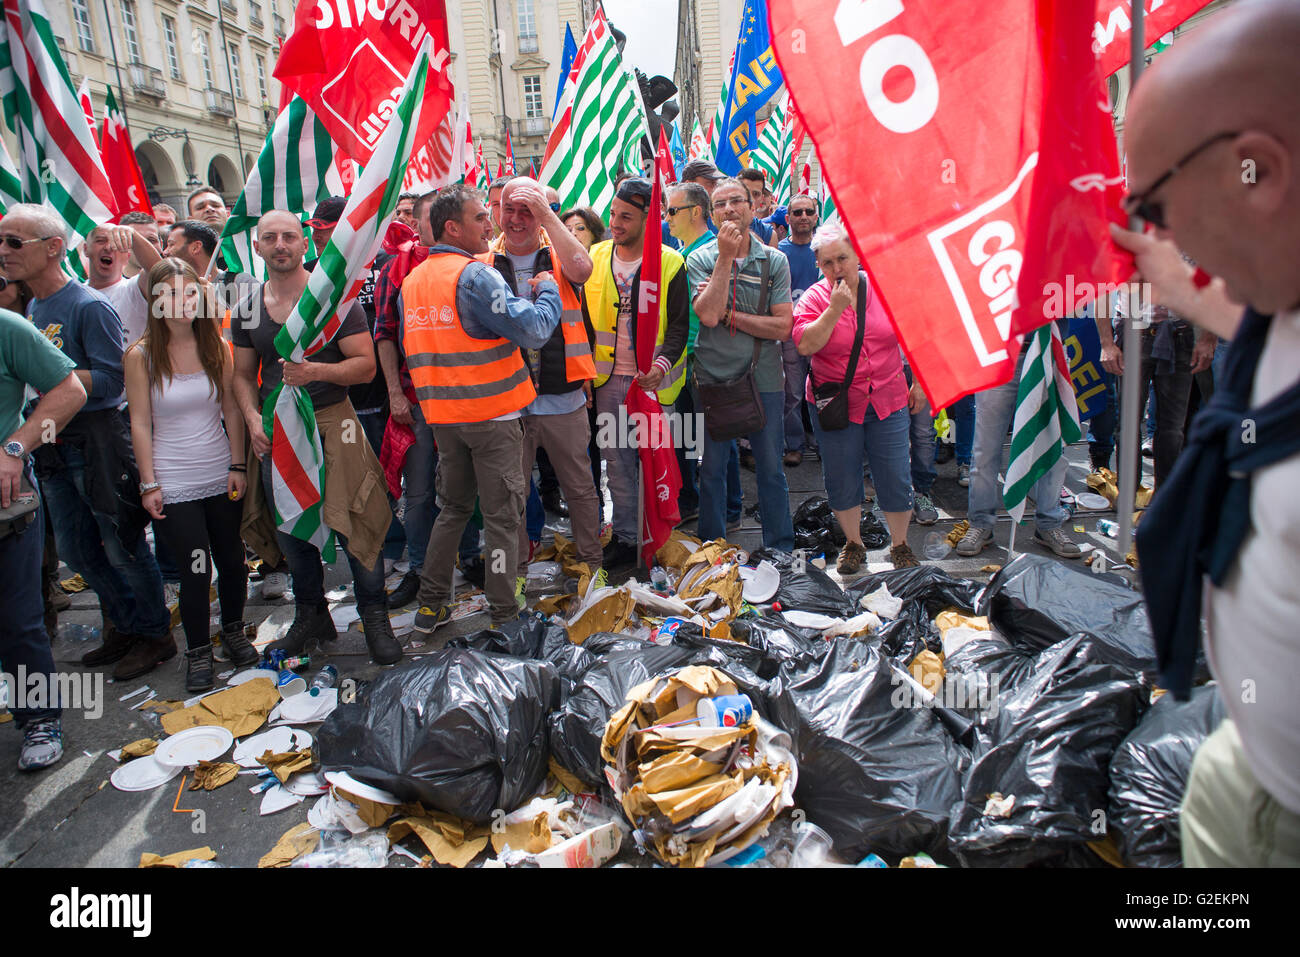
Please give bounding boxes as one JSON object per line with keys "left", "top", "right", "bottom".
{"left": 1123, "top": 131, "right": 1238, "bottom": 229}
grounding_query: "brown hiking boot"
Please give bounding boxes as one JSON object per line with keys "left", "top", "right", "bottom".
{"left": 112, "top": 632, "right": 177, "bottom": 681}
{"left": 890, "top": 543, "right": 921, "bottom": 568}
{"left": 81, "top": 619, "right": 136, "bottom": 667}
{"left": 836, "top": 541, "right": 867, "bottom": 576}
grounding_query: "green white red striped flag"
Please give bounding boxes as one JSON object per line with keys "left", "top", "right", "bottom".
{"left": 0, "top": 0, "right": 116, "bottom": 245}
{"left": 540, "top": 6, "right": 648, "bottom": 218}
{"left": 261, "top": 44, "right": 433, "bottom": 559}
{"left": 0, "top": 134, "right": 21, "bottom": 212}
{"left": 687, "top": 116, "right": 707, "bottom": 161}
{"left": 749, "top": 88, "right": 792, "bottom": 205}
{"left": 1002, "top": 322, "right": 1082, "bottom": 522}
{"left": 219, "top": 95, "right": 344, "bottom": 276}
{"left": 816, "top": 147, "right": 837, "bottom": 224}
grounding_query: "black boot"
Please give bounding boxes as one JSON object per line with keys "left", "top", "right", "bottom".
{"left": 387, "top": 570, "right": 420, "bottom": 608}
{"left": 184, "top": 643, "right": 214, "bottom": 693}
{"left": 270, "top": 604, "right": 337, "bottom": 655}
{"left": 221, "top": 621, "right": 260, "bottom": 668}
{"left": 81, "top": 618, "right": 135, "bottom": 667}
{"left": 361, "top": 607, "right": 403, "bottom": 665}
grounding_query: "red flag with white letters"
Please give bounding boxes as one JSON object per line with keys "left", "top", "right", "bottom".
{"left": 1093, "top": 0, "right": 1213, "bottom": 77}
{"left": 100, "top": 88, "right": 152, "bottom": 217}
{"left": 274, "top": 0, "right": 454, "bottom": 165}
{"left": 767, "top": 0, "right": 1130, "bottom": 408}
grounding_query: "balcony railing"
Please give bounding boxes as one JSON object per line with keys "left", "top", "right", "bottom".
{"left": 517, "top": 115, "right": 549, "bottom": 138}
{"left": 205, "top": 86, "right": 235, "bottom": 117}
{"left": 518, "top": 34, "right": 538, "bottom": 54}
{"left": 129, "top": 63, "right": 167, "bottom": 98}
{"left": 219, "top": 0, "right": 238, "bottom": 12}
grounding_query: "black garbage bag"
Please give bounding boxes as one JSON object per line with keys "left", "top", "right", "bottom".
{"left": 947, "top": 634, "right": 1148, "bottom": 866}
{"left": 979, "top": 554, "right": 1158, "bottom": 673}
{"left": 316, "top": 648, "right": 562, "bottom": 823}
{"left": 749, "top": 548, "right": 856, "bottom": 617}
{"left": 579, "top": 631, "right": 656, "bottom": 656}
{"left": 791, "top": 496, "right": 889, "bottom": 557}
{"left": 547, "top": 642, "right": 773, "bottom": 788}
{"left": 728, "top": 614, "right": 829, "bottom": 675}
{"left": 768, "top": 638, "right": 969, "bottom": 862}
{"left": 844, "top": 565, "right": 983, "bottom": 613}
{"left": 448, "top": 615, "right": 595, "bottom": 701}
{"left": 1108, "top": 684, "right": 1226, "bottom": 868}
{"left": 942, "top": 632, "right": 1042, "bottom": 702}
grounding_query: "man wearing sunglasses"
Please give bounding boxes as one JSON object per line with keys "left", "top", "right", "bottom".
{"left": 777, "top": 194, "right": 821, "bottom": 469}
{"left": 1110, "top": 0, "right": 1300, "bottom": 868}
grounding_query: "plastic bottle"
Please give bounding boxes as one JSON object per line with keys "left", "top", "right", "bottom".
{"left": 922, "top": 531, "right": 951, "bottom": 561}
{"left": 309, "top": 664, "right": 338, "bottom": 697}
{"left": 650, "top": 565, "right": 670, "bottom": 594}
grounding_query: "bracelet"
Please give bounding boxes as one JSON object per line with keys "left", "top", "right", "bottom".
{"left": 229, "top": 464, "right": 247, "bottom": 473}
{"left": 139, "top": 481, "right": 161, "bottom": 495}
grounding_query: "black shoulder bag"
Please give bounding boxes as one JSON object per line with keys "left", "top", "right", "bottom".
{"left": 810, "top": 273, "right": 867, "bottom": 431}
{"left": 697, "top": 255, "right": 772, "bottom": 442}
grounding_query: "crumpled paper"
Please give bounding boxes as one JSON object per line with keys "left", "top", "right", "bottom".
{"left": 120, "top": 738, "right": 158, "bottom": 758}
{"left": 567, "top": 590, "right": 635, "bottom": 645}
{"left": 388, "top": 811, "right": 490, "bottom": 868}
{"left": 139, "top": 846, "right": 216, "bottom": 868}
{"left": 489, "top": 812, "right": 553, "bottom": 855}
{"left": 188, "top": 760, "right": 239, "bottom": 790}
{"left": 258, "top": 822, "right": 320, "bottom": 868}
{"left": 160, "top": 678, "right": 278, "bottom": 738}
{"left": 257, "top": 749, "right": 314, "bottom": 784}
{"left": 909, "top": 650, "right": 945, "bottom": 695}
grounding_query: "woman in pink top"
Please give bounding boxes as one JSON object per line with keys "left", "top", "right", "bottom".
{"left": 792, "top": 225, "right": 927, "bottom": 574}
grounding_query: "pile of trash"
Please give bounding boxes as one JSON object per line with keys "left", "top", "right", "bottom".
{"left": 125, "top": 537, "right": 1224, "bottom": 868}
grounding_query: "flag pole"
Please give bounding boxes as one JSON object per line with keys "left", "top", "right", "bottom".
{"left": 1007, "top": 518, "right": 1017, "bottom": 561}
{"left": 1116, "top": 0, "right": 1146, "bottom": 561}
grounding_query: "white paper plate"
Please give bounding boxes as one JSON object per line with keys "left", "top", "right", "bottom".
{"left": 285, "top": 770, "right": 329, "bottom": 797}
{"left": 154, "top": 725, "right": 235, "bottom": 768}
{"left": 738, "top": 561, "right": 780, "bottom": 604}
{"left": 1076, "top": 492, "right": 1112, "bottom": 510}
{"left": 324, "top": 770, "right": 400, "bottom": 805}
{"left": 111, "top": 755, "right": 181, "bottom": 791}
{"left": 279, "top": 688, "right": 337, "bottom": 724}
{"left": 227, "top": 668, "right": 277, "bottom": 686}
{"left": 781, "top": 609, "right": 840, "bottom": 630}
{"left": 260, "top": 783, "right": 305, "bottom": 815}
{"left": 232, "top": 726, "right": 312, "bottom": 767}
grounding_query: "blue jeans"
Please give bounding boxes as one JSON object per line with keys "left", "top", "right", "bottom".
{"left": 811, "top": 406, "right": 914, "bottom": 512}
{"left": 595, "top": 375, "right": 640, "bottom": 545}
{"left": 948, "top": 394, "right": 975, "bottom": 465}
{"left": 358, "top": 409, "right": 405, "bottom": 562}
{"left": 909, "top": 398, "right": 936, "bottom": 496}
{"left": 727, "top": 442, "right": 742, "bottom": 522}
{"left": 1088, "top": 375, "right": 1119, "bottom": 469}
{"left": 40, "top": 445, "right": 169, "bottom": 639}
{"left": 674, "top": 377, "right": 699, "bottom": 513}
{"left": 968, "top": 370, "right": 1068, "bottom": 532}
{"left": 259, "top": 455, "right": 388, "bottom": 613}
{"left": 699, "top": 391, "right": 793, "bottom": 550}
{"left": 526, "top": 479, "right": 544, "bottom": 541}
{"left": 781, "top": 340, "right": 810, "bottom": 453}
{"left": 1, "top": 480, "right": 58, "bottom": 726}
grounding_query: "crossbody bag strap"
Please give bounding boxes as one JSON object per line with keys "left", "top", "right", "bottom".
{"left": 750, "top": 253, "right": 773, "bottom": 373}
{"left": 840, "top": 272, "right": 868, "bottom": 389}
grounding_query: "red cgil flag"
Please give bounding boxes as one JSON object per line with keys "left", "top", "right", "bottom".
{"left": 654, "top": 126, "right": 676, "bottom": 190}
{"left": 274, "top": 0, "right": 455, "bottom": 165}
{"left": 76, "top": 78, "right": 101, "bottom": 151}
{"left": 1093, "top": 0, "right": 1213, "bottom": 77}
{"left": 100, "top": 88, "right": 152, "bottom": 217}
{"left": 767, "top": 0, "right": 1131, "bottom": 408}
{"left": 628, "top": 166, "right": 681, "bottom": 567}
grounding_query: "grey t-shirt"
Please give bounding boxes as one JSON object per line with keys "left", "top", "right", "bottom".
{"left": 231, "top": 286, "right": 369, "bottom": 408}
{"left": 685, "top": 237, "right": 791, "bottom": 393}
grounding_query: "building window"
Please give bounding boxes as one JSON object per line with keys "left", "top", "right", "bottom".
{"left": 200, "top": 32, "right": 214, "bottom": 88}
{"left": 121, "top": 1, "right": 141, "bottom": 63}
{"left": 523, "top": 74, "right": 543, "bottom": 119}
{"left": 71, "top": 0, "right": 95, "bottom": 53}
{"left": 162, "top": 16, "right": 182, "bottom": 79}
{"left": 227, "top": 41, "right": 243, "bottom": 99}
{"left": 256, "top": 56, "right": 268, "bottom": 102}
{"left": 249, "top": 1, "right": 263, "bottom": 27}
{"left": 517, "top": 0, "right": 536, "bottom": 37}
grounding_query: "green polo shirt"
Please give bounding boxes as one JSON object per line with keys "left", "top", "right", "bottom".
{"left": 679, "top": 229, "right": 715, "bottom": 353}
{"left": 686, "top": 236, "right": 791, "bottom": 392}
{"left": 1, "top": 307, "right": 76, "bottom": 442}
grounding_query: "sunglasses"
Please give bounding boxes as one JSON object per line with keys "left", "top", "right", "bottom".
{"left": 788, "top": 209, "right": 817, "bottom": 217}
{"left": 666, "top": 204, "right": 698, "bottom": 216}
{"left": 1123, "top": 130, "right": 1238, "bottom": 229}
{"left": 0, "top": 235, "right": 54, "bottom": 250}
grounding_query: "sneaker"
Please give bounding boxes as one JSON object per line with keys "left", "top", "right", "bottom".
{"left": 387, "top": 570, "right": 421, "bottom": 608}
{"left": 184, "top": 643, "right": 215, "bottom": 693}
{"left": 413, "top": 604, "right": 450, "bottom": 634}
{"left": 18, "top": 718, "right": 63, "bottom": 772}
{"left": 261, "top": 570, "right": 289, "bottom": 600}
{"left": 955, "top": 525, "right": 994, "bottom": 556}
{"left": 913, "top": 493, "right": 938, "bottom": 525}
{"left": 890, "top": 543, "right": 921, "bottom": 568}
{"left": 957, "top": 464, "right": 971, "bottom": 487}
{"left": 783, "top": 450, "right": 803, "bottom": 467}
{"left": 220, "top": 621, "right": 260, "bottom": 668}
{"left": 515, "top": 576, "right": 527, "bottom": 610}
{"left": 836, "top": 541, "right": 866, "bottom": 576}
{"left": 384, "top": 558, "right": 397, "bottom": 576}
{"left": 1033, "top": 526, "right": 1084, "bottom": 559}
{"left": 112, "top": 632, "right": 178, "bottom": 681}
{"left": 589, "top": 567, "right": 609, "bottom": 592}
{"left": 602, "top": 537, "right": 638, "bottom": 569}
{"left": 1141, "top": 438, "right": 1154, "bottom": 459}
{"left": 361, "top": 607, "right": 403, "bottom": 665}
{"left": 269, "top": 605, "right": 337, "bottom": 655}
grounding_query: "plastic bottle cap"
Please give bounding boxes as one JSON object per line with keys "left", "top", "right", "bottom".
{"left": 308, "top": 687, "right": 320, "bottom": 697}
{"left": 771, "top": 601, "right": 782, "bottom": 612}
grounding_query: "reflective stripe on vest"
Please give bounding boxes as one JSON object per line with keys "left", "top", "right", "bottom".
{"left": 402, "top": 252, "right": 536, "bottom": 424}
{"left": 584, "top": 240, "right": 687, "bottom": 403}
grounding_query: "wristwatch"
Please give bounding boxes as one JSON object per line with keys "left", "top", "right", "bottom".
{"left": 139, "top": 481, "right": 161, "bottom": 495}
{"left": 3, "top": 439, "right": 24, "bottom": 458}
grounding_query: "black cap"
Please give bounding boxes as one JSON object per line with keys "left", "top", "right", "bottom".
{"left": 305, "top": 196, "right": 347, "bottom": 227}
{"left": 680, "top": 159, "right": 723, "bottom": 182}
{"left": 614, "top": 176, "right": 653, "bottom": 212}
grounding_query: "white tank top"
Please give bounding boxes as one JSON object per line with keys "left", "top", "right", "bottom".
{"left": 150, "top": 369, "right": 231, "bottom": 505}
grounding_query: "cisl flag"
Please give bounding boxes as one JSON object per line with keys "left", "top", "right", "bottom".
{"left": 101, "top": 87, "right": 152, "bottom": 217}
{"left": 274, "top": 0, "right": 454, "bottom": 166}
{"left": 1093, "top": 0, "right": 1213, "bottom": 77}
{"left": 767, "top": 0, "right": 1131, "bottom": 408}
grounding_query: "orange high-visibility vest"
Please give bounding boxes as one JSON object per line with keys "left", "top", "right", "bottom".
{"left": 478, "top": 237, "right": 595, "bottom": 386}
{"left": 402, "top": 252, "right": 537, "bottom": 424}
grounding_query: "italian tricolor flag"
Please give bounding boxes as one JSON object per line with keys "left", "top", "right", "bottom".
{"left": 261, "top": 43, "right": 433, "bottom": 558}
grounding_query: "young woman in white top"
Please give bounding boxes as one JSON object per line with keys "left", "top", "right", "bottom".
{"left": 125, "top": 258, "right": 258, "bottom": 690}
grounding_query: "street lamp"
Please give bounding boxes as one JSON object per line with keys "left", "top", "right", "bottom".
{"left": 148, "top": 125, "right": 203, "bottom": 193}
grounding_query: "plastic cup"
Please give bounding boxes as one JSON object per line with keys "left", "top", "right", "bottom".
{"left": 276, "top": 669, "right": 306, "bottom": 698}
{"left": 922, "top": 531, "right": 951, "bottom": 561}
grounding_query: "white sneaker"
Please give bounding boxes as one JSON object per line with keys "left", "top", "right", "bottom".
{"left": 261, "top": 570, "right": 288, "bottom": 600}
